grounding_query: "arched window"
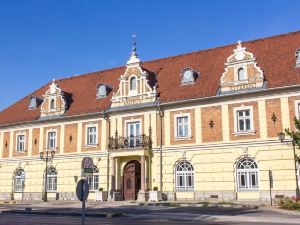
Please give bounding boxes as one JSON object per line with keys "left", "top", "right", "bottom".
{"left": 97, "top": 84, "right": 107, "bottom": 98}
{"left": 14, "top": 168, "right": 25, "bottom": 192}
{"left": 236, "top": 157, "right": 259, "bottom": 190}
{"left": 237, "top": 67, "right": 245, "bottom": 81}
{"left": 129, "top": 77, "right": 137, "bottom": 92}
{"left": 87, "top": 165, "right": 99, "bottom": 191}
{"left": 175, "top": 161, "right": 194, "bottom": 191}
{"left": 50, "top": 98, "right": 55, "bottom": 109}
{"left": 47, "top": 167, "right": 57, "bottom": 191}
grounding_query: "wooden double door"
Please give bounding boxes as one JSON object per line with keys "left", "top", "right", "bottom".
{"left": 123, "top": 160, "right": 141, "bottom": 200}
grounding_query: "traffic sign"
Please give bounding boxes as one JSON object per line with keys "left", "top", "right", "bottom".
{"left": 82, "top": 157, "right": 94, "bottom": 177}
{"left": 83, "top": 168, "right": 93, "bottom": 174}
{"left": 76, "top": 179, "right": 89, "bottom": 201}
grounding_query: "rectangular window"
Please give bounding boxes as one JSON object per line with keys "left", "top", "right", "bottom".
{"left": 88, "top": 175, "right": 99, "bottom": 191}
{"left": 297, "top": 103, "right": 300, "bottom": 119}
{"left": 47, "top": 176, "right": 57, "bottom": 191}
{"left": 177, "top": 116, "right": 189, "bottom": 137}
{"left": 17, "top": 134, "right": 25, "bottom": 151}
{"left": 47, "top": 131, "right": 56, "bottom": 149}
{"left": 127, "top": 122, "right": 141, "bottom": 147}
{"left": 87, "top": 126, "right": 97, "bottom": 145}
{"left": 236, "top": 110, "right": 251, "bottom": 132}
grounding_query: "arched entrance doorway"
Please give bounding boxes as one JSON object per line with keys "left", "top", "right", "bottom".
{"left": 123, "top": 160, "right": 141, "bottom": 200}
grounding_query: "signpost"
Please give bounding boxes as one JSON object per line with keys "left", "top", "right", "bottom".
{"left": 269, "top": 170, "right": 273, "bottom": 206}
{"left": 76, "top": 179, "right": 89, "bottom": 225}
{"left": 82, "top": 157, "right": 94, "bottom": 177}
{"left": 76, "top": 157, "right": 94, "bottom": 225}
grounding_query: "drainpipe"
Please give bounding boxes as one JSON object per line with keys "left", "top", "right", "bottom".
{"left": 103, "top": 112, "right": 110, "bottom": 193}
{"left": 158, "top": 105, "right": 164, "bottom": 192}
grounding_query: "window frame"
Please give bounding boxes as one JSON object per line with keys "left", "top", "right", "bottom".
{"left": 49, "top": 97, "right": 56, "bottom": 110}
{"left": 174, "top": 113, "right": 191, "bottom": 140}
{"left": 46, "top": 166, "right": 57, "bottom": 192}
{"left": 16, "top": 133, "right": 26, "bottom": 152}
{"left": 233, "top": 106, "right": 255, "bottom": 136}
{"left": 236, "top": 157, "right": 260, "bottom": 191}
{"left": 85, "top": 123, "right": 98, "bottom": 147}
{"left": 14, "top": 169, "right": 25, "bottom": 193}
{"left": 87, "top": 165, "right": 99, "bottom": 191}
{"left": 128, "top": 75, "right": 138, "bottom": 96}
{"left": 234, "top": 65, "right": 248, "bottom": 83}
{"left": 294, "top": 100, "right": 300, "bottom": 119}
{"left": 46, "top": 129, "right": 57, "bottom": 150}
{"left": 96, "top": 84, "right": 107, "bottom": 98}
{"left": 174, "top": 160, "right": 194, "bottom": 191}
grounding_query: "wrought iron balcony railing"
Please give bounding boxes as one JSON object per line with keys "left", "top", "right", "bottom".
{"left": 108, "top": 134, "right": 152, "bottom": 151}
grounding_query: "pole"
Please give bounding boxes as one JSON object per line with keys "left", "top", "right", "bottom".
{"left": 81, "top": 179, "right": 85, "bottom": 225}
{"left": 22, "top": 179, "right": 24, "bottom": 203}
{"left": 269, "top": 170, "right": 273, "bottom": 206}
{"left": 292, "top": 141, "right": 300, "bottom": 198}
{"left": 44, "top": 151, "right": 48, "bottom": 202}
{"left": 159, "top": 110, "right": 163, "bottom": 192}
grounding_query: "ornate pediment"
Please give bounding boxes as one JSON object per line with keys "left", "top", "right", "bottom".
{"left": 219, "top": 41, "right": 265, "bottom": 95}
{"left": 111, "top": 37, "right": 157, "bottom": 107}
{"left": 40, "top": 79, "right": 67, "bottom": 117}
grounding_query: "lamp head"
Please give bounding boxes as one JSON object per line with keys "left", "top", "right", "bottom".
{"left": 278, "top": 132, "right": 285, "bottom": 142}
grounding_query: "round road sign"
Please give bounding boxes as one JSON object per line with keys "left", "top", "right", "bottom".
{"left": 76, "top": 179, "right": 89, "bottom": 201}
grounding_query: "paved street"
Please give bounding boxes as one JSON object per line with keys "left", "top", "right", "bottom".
{"left": 1, "top": 201, "right": 300, "bottom": 225}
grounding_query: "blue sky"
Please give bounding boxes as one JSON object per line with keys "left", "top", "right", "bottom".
{"left": 0, "top": 0, "right": 300, "bottom": 111}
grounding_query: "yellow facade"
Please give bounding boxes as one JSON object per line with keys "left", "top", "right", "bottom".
{"left": 0, "top": 91, "right": 300, "bottom": 201}
{"left": 1, "top": 33, "right": 300, "bottom": 202}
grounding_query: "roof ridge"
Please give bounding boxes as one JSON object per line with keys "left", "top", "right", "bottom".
{"left": 55, "top": 29, "right": 300, "bottom": 82}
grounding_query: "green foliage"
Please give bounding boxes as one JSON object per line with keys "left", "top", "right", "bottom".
{"left": 153, "top": 186, "right": 158, "bottom": 191}
{"left": 279, "top": 197, "right": 300, "bottom": 210}
{"left": 284, "top": 117, "right": 300, "bottom": 159}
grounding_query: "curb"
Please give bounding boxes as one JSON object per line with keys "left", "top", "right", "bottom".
{"left": 0, "top": 201, "right": 17, "bottom": 204}
{"left": 1, "top": 210, "right": 124, "bottom": 218}
{"left": 260, "top": 206, "right": 300, "bottom": 216}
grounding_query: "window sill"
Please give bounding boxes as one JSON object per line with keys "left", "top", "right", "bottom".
{"left": 175, "top": 189, "right": 194, "bottom": 192}
{"left": 233, "top": 130, "right": 256, "bottom": 136}
{"left": 174, "top": 136, "right": 192, "bottom": 141}
{"left": 85, "top": 144, "right": 99, "bottom": 148}
{"left": 237, "top": 189, "right": 259, "bottom": 192}
{"left": 15, "top": 150, "right": 26, "bottom": 153}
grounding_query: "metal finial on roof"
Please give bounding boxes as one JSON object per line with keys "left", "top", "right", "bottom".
{"left": 237, "top": 40, "right": 242, "bottom": 47}
{"left": 132, "top": 33, "right": 137, "bottom": 55}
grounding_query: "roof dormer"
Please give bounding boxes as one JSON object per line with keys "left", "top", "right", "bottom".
{"left": 28, "top": 96, "right": 42, "bottom": 110}
{"left": 40, "top": 79, "right": 68, "bottom": 118}
{"left": 219, "top": 41, "right": 265, "bottom": 95}
{"left": 96, "top": 83, "right": 112, "bottom": 99}
{"left": 181, "top": 67, "right": 198, "bottom": 86}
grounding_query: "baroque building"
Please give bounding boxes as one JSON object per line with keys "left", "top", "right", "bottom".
{"left": 0, "top": 31, "right": 300, "bottom": 201}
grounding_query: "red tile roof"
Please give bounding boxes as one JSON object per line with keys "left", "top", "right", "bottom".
{"left": 1, "top": 30, "right": 300, "bottom": 126}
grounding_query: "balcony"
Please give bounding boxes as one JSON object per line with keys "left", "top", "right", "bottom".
{"left": 108, "top": 133, "right": 152, "bottom": 151}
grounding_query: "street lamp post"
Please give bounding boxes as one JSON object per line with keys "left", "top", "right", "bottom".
{"left": 40, "top": 150, "right": 55, "bottom": 202}
{"left": 278, "top": 132, "right": 300, "bottom": 198}
{"left": 158, "top": 105, "right": 164, "bottom": 192}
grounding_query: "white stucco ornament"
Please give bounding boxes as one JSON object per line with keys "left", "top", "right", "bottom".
{"left": 234, "top": 41, "right": 246, "bottom": 60}
{"left": 50, "top": 79, "right": 58, "bottom": 94}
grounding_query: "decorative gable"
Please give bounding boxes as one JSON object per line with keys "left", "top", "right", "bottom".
{"left": 40, "top": 79, "right": 67, "bottom": 118}
{"left": 111, "top": 37, "right": 157, "bottom": 107}
{"left": 219, "top": 41, "right": 265, "bottom": 95}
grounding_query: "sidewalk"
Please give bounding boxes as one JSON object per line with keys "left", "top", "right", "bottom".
{"left": 1, "top": 199, "right": 300, "bottom": 218}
